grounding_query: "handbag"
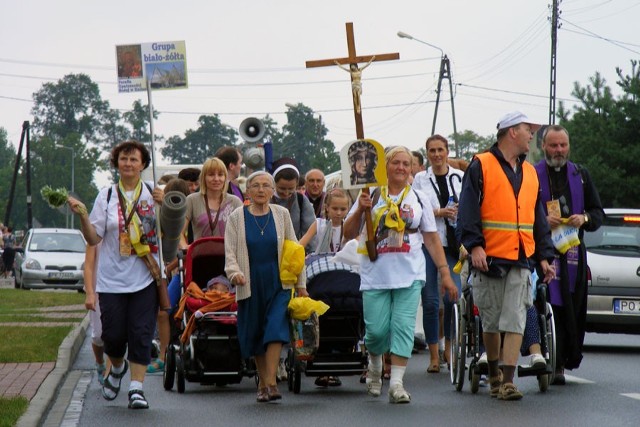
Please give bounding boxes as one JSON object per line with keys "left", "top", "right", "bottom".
{"left": 289, "top": 312, "right": 320, "bottom": 361}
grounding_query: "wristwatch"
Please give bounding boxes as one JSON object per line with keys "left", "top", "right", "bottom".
{"left": 583, "top": 213, "right": 589, "bottom": 224}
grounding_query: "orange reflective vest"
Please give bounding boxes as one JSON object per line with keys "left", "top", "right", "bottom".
{"left": 477, "top": 152, "right": 538, "bottom": 260}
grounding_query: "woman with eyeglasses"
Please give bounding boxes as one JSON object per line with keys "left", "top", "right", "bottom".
{"left": 225, "top": 171, "right": 308, "bottom": 403}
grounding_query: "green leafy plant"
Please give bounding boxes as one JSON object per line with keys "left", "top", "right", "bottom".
{"left": 40, "top": 185, "right": 69, "bottom": 208}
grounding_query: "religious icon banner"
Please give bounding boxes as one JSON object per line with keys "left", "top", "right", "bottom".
{"left": 116, "top": 40, "right": 188, "bottom": 93}
{"left": 340, "top": 138, "right": 387, "bottom": 190}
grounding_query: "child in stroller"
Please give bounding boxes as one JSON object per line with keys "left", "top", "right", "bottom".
{"left": 164, "top": 237, "right": 254, "bottom": 393}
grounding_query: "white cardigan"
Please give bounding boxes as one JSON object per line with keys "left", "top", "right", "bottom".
{"left": 225, "top": 204, "right": 306, "bottom": 301}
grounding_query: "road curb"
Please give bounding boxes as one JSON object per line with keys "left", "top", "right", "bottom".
{"left": 17, "top": 313, "right": 90, "bottom": 427}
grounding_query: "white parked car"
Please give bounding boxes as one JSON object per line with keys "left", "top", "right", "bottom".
{"left": 584, "top": 209, "right": 640, "bottom": 334}
{"left": 14, "top": 228, "right": 86, "bottom": 291}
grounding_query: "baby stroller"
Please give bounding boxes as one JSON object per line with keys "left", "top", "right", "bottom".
{"left": 450, "top": 264, "right": 556, "bottom": 393}
{"left": 286, "top": 254, "right": 368, "bottom": 394}
{"left": 163, "top": 237, "right": 256, "bottom": 393}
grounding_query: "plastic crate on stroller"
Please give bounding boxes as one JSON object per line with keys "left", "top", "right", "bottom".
{"left": 287, "top": 254, "right": 368, "bottom": 394}
{"left": 163, "top": 237, "right": 256, "bottom": 393}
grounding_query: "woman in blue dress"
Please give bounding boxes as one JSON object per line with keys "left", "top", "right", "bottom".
{"left": 225, "top": 171, "right": 308, "bottom": 403}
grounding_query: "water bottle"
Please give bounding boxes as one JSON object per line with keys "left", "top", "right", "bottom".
{"left": 446, "top": 196, "right": 457, "bottom": 227}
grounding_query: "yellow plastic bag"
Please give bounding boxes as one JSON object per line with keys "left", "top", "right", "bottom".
{"left": 551, "top": 224, "right": 580, "bottom": 254}
{"left": 280, "top": 239, "right": 305, "bottom": 285}
{"left": 288, "top": 291, "right": 330, "bottom": 321}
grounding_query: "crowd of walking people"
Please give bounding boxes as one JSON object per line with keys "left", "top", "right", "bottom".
{"left": 65, "top": 109, "right": 602, "bottom": 409}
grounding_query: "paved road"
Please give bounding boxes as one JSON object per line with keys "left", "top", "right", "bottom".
{"left": 44, "top": 332, "right": 640, "bottom": 427}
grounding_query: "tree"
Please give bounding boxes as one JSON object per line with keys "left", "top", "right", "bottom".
{"left": 558, "top": 61, "right": 640, "bottom": 208}
{"left": 103, "top": 108, "right": 131, "bottom": 152}
{"left": 0, "top": 128, "right": 17, "bottom": 225}
{"left": 123, "top": 100, "right": 160, "bottom": 143}
{"left": 161, "top": 115, "right": 238, "bottom": 164}
{"left": 449, "top": 130, "right": 494, "bottom": 162}
{"left": 31, "top": 73, "right": 111, "bottom": 146}
{"left": 277, "top": 103, "right": 339, "bottom": 174}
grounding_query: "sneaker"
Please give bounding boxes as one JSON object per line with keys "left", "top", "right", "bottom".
{"left": 497, "top": 382, "right": 523, "bottom": 401}
{"left": 276, "top": 358, "right": 288, "bottom": 382}
{"left": 529, "top": 353, "right": 546, "bottom": 370}
{"left": 128, "top": 389, "right": 149, "bottom": 409}
{"left": 366, "top": 370, "right": 382, "bottom": 397}
{"left": 388, "top": 384, "right": 411, "bottom": 404}
{"left": 96, "top": 363, "right": 106, "bottom": 386}
{"left": 478, "top": 352, "right": 488, "bottom": 368}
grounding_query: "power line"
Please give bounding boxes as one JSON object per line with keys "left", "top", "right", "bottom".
{"left": 561, "top": 19, "right": 640, "bottom": 55}
{"left": 0, "top": 56, "right": 438, "bottom": 74}
{"left": 0, "top": 70, "right": 435, "bottom": 88}
{"left": 455, "top": 83, "right": 578, "bottom": 103}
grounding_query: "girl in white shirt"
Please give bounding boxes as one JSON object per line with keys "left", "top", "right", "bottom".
{"left": 300, "top": 188, "right": 350, "bottom": 254}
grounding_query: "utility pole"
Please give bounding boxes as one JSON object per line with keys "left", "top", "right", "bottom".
{"left": 433, "top": 55, "right": 459, "bottom": 157}
{"left": 549, "top": 0, "right": 561, "bottom": 125}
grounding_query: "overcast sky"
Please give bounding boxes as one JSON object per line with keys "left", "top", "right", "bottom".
{"left": 1, "top": 0, "right": 639, "bottom": 176}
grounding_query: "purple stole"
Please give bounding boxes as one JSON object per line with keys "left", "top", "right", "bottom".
{"left": 535, "top": 161, "right": 584, "bottom": 306}
{"left": 228, "top": 181, "right": 245, "bottom": 202}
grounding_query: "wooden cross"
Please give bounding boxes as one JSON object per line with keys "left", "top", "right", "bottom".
{"left": 306, "top": 22, "right": 400, "bottom": 139}
{"left": 306, "top": 22, "right": 400, "bottom": 261}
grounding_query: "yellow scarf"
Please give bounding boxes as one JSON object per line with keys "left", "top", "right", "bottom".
{"left": 372, "top": 185, "right": 410, "bottom": 234}
{"left": 118, "top": 179, "right": 150, "bottom": 257}
{"left": 357, "top": 185, "right": 411, "bottom": 256}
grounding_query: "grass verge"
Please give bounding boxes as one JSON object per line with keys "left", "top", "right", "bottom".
{"left": 0, "top": 289, "right": 84, "bottom": 311}
{"left": 0, "top": 326, "right": 74, "bottom": 363}
{"left": 0, "top": 396, "right": 29, "bottom": 427}
{"left": 0, "top": 315, "right": 83, "bottom": 323}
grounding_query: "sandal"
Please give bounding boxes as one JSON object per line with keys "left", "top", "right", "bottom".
{"left": 497, "top": 382, "right": 523, "bottom": 401}
{"left": 102, "top": 360, "right": 129, "bottom": 401}
{"left": 427, "top": 362, "right": 440, "bottom": 373}
{"left": 128, "top": 389, "right": 149, "bottom": 409}
{"left": 327, "top": 376, "right": 342, "bottom": 387}
{"left": 256, "top": 387, "right": 269, "bottom": 403}
{"left": 146, "top": 358, "right": 165, "bottom": 374}
{"left": 315, "top": 376, "right": 329, "bottom": 387}
{"left": 267, "top": 385, "right": 282, "bottom": 401}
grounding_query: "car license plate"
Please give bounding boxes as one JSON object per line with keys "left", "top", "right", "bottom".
{"left": 613, "top": 299, "right": 640, "bottom": 314}
{"left": 48, "top": 272, "right": 74, "bottom": 279}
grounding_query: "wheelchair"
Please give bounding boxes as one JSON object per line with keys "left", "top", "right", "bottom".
{"left": 450, "top": 270, "right": 557, "bottom": 393}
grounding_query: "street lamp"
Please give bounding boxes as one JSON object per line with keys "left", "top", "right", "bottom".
{"left": 55, "top": 144, "right": 75, "bottom": 229}
{"left": 397, "top": 31, "right": 459, "bottom": 157}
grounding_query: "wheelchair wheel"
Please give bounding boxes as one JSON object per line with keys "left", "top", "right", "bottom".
{"left": 538, "top": 371, "right": 549, "bottom": 392}
{"left": 546, "top": 303, "right": 557, "bottom": 385}
{"left": 163, "top": 345, "right": 176, "bottom": 391}
{"left": 450, "top": 301, "right": 466, "bottom": 391}
{"left": 176, "top": 353, "right": 186, "bottom": 394}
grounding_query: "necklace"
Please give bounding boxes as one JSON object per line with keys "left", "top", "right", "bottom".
{"left": 251, "top": 206, "right": 271, "bottom": 236}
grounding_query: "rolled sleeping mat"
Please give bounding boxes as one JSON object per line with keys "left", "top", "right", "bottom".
{"left": 160, "top": 190, "right": 187, "bottom": 262}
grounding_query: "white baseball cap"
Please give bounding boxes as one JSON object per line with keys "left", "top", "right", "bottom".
{"left": 496, "top": 111, "right": 541, "bottom": 132}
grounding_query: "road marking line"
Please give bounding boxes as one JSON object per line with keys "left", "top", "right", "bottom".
{"left": 564, "top": 374, "right": 595, "bottom": 384}
{"left": 621, "top": 393, "right": 640, "bottom": 401}
{"left": 60, "top": 371, "right": 92, "bottom": 427}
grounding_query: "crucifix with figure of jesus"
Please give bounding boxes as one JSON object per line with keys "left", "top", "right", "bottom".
{"left": 306, "top": 22, "right": 400, "bottom": 261}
